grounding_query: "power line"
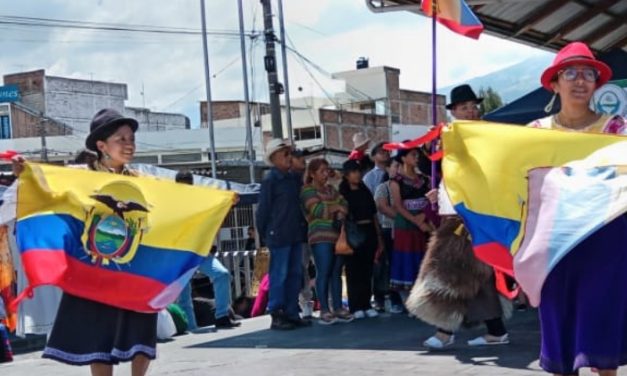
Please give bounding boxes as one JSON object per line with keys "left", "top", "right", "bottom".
{"left": 0, "top": 14, "right": 256, "bottom": 37}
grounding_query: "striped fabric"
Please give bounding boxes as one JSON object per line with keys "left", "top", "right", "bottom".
{"left": 301, "top": 184, "right": 347, "bottom": 245}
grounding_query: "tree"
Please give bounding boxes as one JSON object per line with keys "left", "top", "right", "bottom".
{"left": 478, "top": 87, "right": 504, "bottom": 116}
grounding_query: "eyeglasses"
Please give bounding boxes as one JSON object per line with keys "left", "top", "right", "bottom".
{"left": 558, "top": 67, "right": 599, "bottom": 82}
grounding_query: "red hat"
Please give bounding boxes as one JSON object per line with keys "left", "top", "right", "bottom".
{"left": 540, "top": 42, "right": 612, "bottom": 92}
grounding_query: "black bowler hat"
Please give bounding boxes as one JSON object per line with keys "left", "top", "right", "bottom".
{"left": 446, "top": 84, "right": 483, "bottom": 110}
{"left": 86, "top": 108, "right": 138, "bottom": 151}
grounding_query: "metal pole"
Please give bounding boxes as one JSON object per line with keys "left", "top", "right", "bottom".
{"left": 237, "top": 0, "right": 256, "bottom": 184}
{"left": 277, "top": 0, "right": 293, "bottom": 144}
{"left": 39, "top": 118, "right": 48, "bottom": 162}
{"left": 430, "top": 1, "right": 438, "bottom": 190}
{"left": 260, "top": 0, "right": 283, "bottom": 139}
{"left": 200, "top": 0, "right": 217, "bottom": 179}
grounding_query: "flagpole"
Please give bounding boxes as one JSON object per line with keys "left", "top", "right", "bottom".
{"left": 430, "top": 0, "right": 438, "bottom": 190}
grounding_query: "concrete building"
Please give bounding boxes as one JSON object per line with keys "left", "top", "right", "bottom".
{"left": 3, "top": 69, "right": 190, "bottom": 136}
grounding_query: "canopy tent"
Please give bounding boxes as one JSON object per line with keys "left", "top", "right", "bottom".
{"left": 483, "top": 48, "right": 627, "bottom": 124}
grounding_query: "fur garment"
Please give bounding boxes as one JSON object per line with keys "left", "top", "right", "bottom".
{"left": 406, "top": 217, "right": 511, "bottom": 331}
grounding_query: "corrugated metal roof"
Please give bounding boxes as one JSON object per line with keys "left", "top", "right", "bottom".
{"left": 366, "top": 0, "right": 627, "bottom": 52}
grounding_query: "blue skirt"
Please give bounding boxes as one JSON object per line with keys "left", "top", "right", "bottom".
{"left": 539, "top": 214, "right": 627, "bottom": 374}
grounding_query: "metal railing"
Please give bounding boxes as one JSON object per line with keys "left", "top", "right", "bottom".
{"left": 215, "top": 204, "right": 262, "bottom": 298}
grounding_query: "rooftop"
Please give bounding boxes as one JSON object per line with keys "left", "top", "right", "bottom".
{"left": 366, "top": 0, "right": 627, "bottom": 53}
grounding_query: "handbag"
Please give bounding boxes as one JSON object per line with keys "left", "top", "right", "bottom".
{"left": 345, "top": 216, "right": 367, "bottom": 250}
{"left": 335, "top": 223, "right": 354, "bottom": 255}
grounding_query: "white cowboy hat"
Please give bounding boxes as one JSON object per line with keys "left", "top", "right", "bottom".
{"left": 264, "top": 138, "right": 292, "bottom": 165}
{"left": 352, "top": 132, "right": 371, "bottom": 150}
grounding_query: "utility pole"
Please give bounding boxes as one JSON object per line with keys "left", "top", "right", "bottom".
{"left": 38, "top": 118, "right": 48, "bottom": 162}
{"left": 200, "top": 0, "right": 217, "bottom": 179}
{"left": 260, "top": 0, "right": 283, "bottom": 139}
{"left": 277, "top": 0, "right": 293, "bottom": 144}
{"left": 237, "top": 0, "right": 255, "bottom": 184}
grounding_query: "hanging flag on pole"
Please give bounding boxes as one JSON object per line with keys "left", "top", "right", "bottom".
{"left": 422, "top": 0, "right": 484, "bottom": 39}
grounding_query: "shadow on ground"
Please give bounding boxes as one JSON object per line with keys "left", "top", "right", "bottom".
{"left": 187, "top": 308, "right": 541, "bottom": 372}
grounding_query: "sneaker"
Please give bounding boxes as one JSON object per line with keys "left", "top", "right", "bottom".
{"left": 270, "top": 311, "right": 296, "bottom": 331}
{"left": 333, "top": 309, "right": 354, "bottom": 323}
{"left": 301, "top": 301, "right": 314, "bottom": 319}
{"left": 372, "top": 301, "right": 385, "bottom": 313}
{"left": 287, "top": 316, "right": 313, "bottom": 328}
{"left": 365, "top": 309, "right": 379, "bottom": 318}
{"left": 353, "top": 310, "right": 366, "bottom": 319}
{"left": 467, "top": 333, "right": 509, "bottom": 346}
{"left": 215, "top": 316, "right": 242, "bottom": 329}
{"left": 423, "top": 334, "right": 455, "bottom": 349}
{"left": 318, "top": 312, "right": 337, "bottom": 326}
{"left": 389, "top": 305, "right": 404, "bottom": 314}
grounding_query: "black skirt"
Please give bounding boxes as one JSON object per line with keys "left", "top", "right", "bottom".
{"left": 43, "top": 293, "right": 157, "bottom": 365}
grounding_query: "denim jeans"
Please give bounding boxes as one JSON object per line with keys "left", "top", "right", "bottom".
{"left": 299, "top": 244, "right": 314, "bottom": 306}
{"left": 311, "top": 242, "right": 344, "bottom": 312}
{"left": 178, "top": 255, "right": 232, "bottom": 330}
{"left": 268, "top": 243, "right": 303, "bottom": 318}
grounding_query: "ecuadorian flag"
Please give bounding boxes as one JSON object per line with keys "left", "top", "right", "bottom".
{"left": 422, "top": 0, "right": 484, "bottom": 39}
{"left": 12, "top": 163, "right": 234, "bottom": 313}
{"left": 442, "top": 122, "right": 627, "bottom": 306}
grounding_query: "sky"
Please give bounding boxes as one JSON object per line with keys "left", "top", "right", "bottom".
{"left": 0, "top": 0, "right": 554, "bottom": 127}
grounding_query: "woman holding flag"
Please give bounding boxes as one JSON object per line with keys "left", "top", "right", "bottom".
{"left": 528, "top": 42, "right": 626, "bottom": 376}
{"left": 13, "top": 109, "right": 156, "bottom": 376}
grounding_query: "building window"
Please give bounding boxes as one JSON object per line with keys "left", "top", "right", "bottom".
{"left": 295, "top": 126, "right": 321, "bottom": 141}
{"left": 0, "top": 115, "right": 11, "bottom": 139}
{"left": 132, "top": 155, "right": 159, "bottom": 164}
{"left": 161, "top": 153, "right": 202, "bottom": 164}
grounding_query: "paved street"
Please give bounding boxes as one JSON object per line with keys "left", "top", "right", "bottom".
{"left": 2, "top": 310, "right": 620, "bottom": 376}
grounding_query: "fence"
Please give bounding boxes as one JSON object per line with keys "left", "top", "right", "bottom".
{"left": 214, "top": 204, "right": 261, "bottom": 298}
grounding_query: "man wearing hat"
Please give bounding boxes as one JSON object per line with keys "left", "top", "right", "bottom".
{"left": 348, "top": 132, "right": 374, "bottom": 173}
{"left": 256, "top": 139, "right": 310, "bottom": 330}
{"left": 289, "top": 147, "right": 316, "bottom": 319}
{"left": 446, "top": 84, "right": 482, "bottom": 121}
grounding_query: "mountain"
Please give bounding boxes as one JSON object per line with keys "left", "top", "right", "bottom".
{"left": 440, "top": 55, "right": 553, "bottom": 104}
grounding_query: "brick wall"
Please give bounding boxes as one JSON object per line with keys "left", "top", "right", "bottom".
{"left": 10, "top": 105, "right": 71, "bottom": 138}
{"left": 396, "top": 90, "right": 446, "bottom": 125}
{"left": 4, "top": 70, "right": 46, "bottom": 113}
{"left": 320, "top": 109, "right": 390, "bottom": 151}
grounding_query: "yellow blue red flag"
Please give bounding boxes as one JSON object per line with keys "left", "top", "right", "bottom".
{"left": 442, "top": 121, "right": 627, "bottom": 306}
{"left": 422, "top": 0, "right": 484, "bottom": 39}
{"left": 12, "top": 163, "right": 235, "bottom": 312}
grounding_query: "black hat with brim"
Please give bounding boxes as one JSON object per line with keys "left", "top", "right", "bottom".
{"left": 446, "top": 84, "right": 483, "bottom": 110}
{"left": 86, "top": 108, "right": 139, "bottom": 152}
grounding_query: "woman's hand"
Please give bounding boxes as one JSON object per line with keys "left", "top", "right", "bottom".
{"left": 413, "top": 213, "right": 434, "bottom": 232}
{"left": 12, "top": 155, "right": 26, "bottom": 177}
{"left": 331, "top": 205, "right": 348, "bottom": 215}
{"left": 426, "top": 189, "right": 438, "bottom": 205}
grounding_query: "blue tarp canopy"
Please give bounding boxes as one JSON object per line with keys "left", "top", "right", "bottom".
{"left": 483, "top": 49, "right": 627, "bottom": 125}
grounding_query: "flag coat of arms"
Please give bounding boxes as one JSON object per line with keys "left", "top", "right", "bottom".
{"left": 13, "top": 163, "right": 234, "bottom": 313}
{"left": 441, "top": 121, "right": 627, "bottom": 306}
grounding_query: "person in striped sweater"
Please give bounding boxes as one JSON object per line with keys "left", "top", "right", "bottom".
{"left": 301, "top": 158, "right": 354, "bottom": 325}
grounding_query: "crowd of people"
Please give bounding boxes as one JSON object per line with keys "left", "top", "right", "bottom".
{"left": 255, "top": 80, "right": 510, "bottom": 347}
{"left": 255, "top": 41, "right": 627, "bottom": 376}
{"left": 1, "top": 41, "right": 625, "bottom": 376}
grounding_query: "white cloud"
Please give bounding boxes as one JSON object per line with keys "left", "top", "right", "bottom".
{"left": 0, "top": 0, "right": 553, "bottom": 128}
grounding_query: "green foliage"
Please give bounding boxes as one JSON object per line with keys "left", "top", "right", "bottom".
{"left": 478, "top": 87, "right": 504, "bottom": 116}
